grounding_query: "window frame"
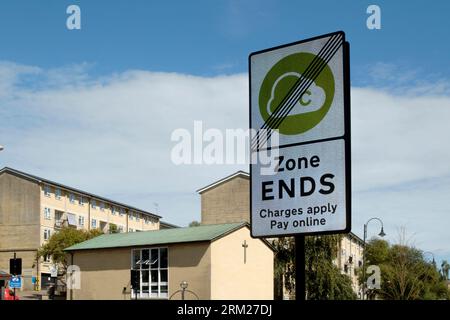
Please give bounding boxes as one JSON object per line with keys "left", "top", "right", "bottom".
{"left": 91, "top": 218, "right": 97, "bottom": 229}
{"left": 43, "top": 228, "right": 51, "bottom": 241}
{"left": 44, "top": 185, "right": 51, "bottom": 197}
{"left": 55, "top": 188, "right": 62, "bottom": 200}
{"left": 79, "top": 216, "right": 85, "bottom": 227}
{"left": 44, "top": 207, "right": 52, "bottom": 220}
{"left": 130, "top": 247, "right": 168, "bottom": 299}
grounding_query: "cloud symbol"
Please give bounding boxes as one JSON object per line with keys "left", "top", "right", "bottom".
{"left": 267, "top": 72, "right": 326, "bottom": 117}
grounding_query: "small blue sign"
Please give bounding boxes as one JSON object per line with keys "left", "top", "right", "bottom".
{"left": 9, "top": 276, "right": 22, "bottom": 288}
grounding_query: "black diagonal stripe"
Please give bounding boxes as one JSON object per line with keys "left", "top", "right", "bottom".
{"left": 268, "top": 35, "right": 343, "bottom": 131}
{"left": 267, "top": 36, "right": 342, "bottom": 130}
{"left": 252, "top": 36, "right": 343, "bottom": 151}
{"left": 251, "top": 34, "right": 342, "bottom": 150}
{"left": 251, "top": 34, "right": 343, "bottom": 151}
{"left": 258, "top": 34, "right": 339, "bottom": 132}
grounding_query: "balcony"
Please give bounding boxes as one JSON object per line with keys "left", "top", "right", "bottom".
{"left": 54, "top": 211, "right": 78, "bottom": 229}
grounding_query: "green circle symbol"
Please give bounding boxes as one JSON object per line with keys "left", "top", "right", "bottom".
{"left": 259, "top": 52, "right": 335, "bottom": 135}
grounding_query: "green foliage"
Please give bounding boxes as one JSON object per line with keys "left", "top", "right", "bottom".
{"left": 362, "top": 239, "right": 449, "bottom": 300}
{"left": 440, "top": 260, "right": 450, "bottom": 281}
{"left": 188, "top": 221, "right": 201, "bottom": 227}
{"left": 273, "top": 235, "right": 356, "bottom": 300}
{"left": 304, "top": 235, "right": 357, "bottom": 300}
{"left": 273, "top": 237, "right": 295, "bottom": 297}
{"left": 109, "top": 223, "right": 119, "bottom": 234}
{"left": 37, "top": 227, "right": 103, "bottom": 273}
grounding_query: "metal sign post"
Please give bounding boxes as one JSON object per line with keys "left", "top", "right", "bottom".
{"left": 249, "top": 31, "right": 351, "bottom": 300}
{"left": 13, "top": 252, "right": 16, "bottom": 300}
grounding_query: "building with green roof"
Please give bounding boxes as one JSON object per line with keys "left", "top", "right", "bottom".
{"left": 65, "top": 222, "right": 274, "bottom": 300}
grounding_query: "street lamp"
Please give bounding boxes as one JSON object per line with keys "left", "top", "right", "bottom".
{"left": 0, "top": 145, "right": 4, "bottom": 151}
{"left": 362, "top": 217, "right": 386, "bottom": 300}
{"left": 423, "top": 251, "right": 436, "bottom": 266}
{"left": 180, "top": 281, "right": 188, "bottom": 300}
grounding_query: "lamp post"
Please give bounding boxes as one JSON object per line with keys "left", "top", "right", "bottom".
{"left": 180, "top": 281, "right": 188, "bottom": 300}
{"left": 362, "top": 217, "right": 386, "bottom": 300}
{"left": 423, "top": 251, "right": 436, "bottom": 266}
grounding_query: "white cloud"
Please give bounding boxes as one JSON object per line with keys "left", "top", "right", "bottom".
{"left": 1, "top": 61, "right": 450, "bottom": 261}
{"left": 351, "top": 87, "right": 450, "bottom": 192}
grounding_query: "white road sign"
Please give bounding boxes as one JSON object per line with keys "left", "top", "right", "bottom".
{"left": 250, "top": 31, "right": 351, "bottom": 237}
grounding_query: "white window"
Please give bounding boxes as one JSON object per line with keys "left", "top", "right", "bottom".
{"left": 44, "top": 185, "right": 51, "bottom": 197}
{"left": 144, "top": 217, "right": 149, "bottom": 225}
{"left": 91, "top": 219, "right": 97, "bottom": 229}
{"left": 131, "top": 248, "right": 168, "bottom": 299}
{"left": 91, "top": 200, "right": 97, "bottom": 209}
{"left": 136, "top": 213, "right": 140, "bottom": 222}
{"left": 69, "top": 193, "right": 75, "bottom": 203}
{"left": 44, "top": 229, "right": 51, "bottom": 240}
{"left": 55, "top": 188, "right": 62, "bottom": 200}
{"left": 119, "top": 208, "right": 125, "bottom": 217}
{"left": 79, "top": 216, "right": 85, "bottom": 227}
{"left": 44, "top": 207, "right": 52, "bottom": 220}
{"left": 111, "top": 207, "right": 116, "bottom": 215}
{"left": 129, "top": 212, "right": 134, "bottom": 221}
{"left": 79, "top": 196, "right": 84, "bottom": 206}
{"left": 100, "top": 202, "right": 105, "bottom": 211}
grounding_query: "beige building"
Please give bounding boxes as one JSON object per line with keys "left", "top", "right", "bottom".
{"left": 0, "top": 167, "right": 164, "bottom": 291}
{"left": 336, "top": 233, "right": 364, "bottom": 297}
{"left": 65, "top": 222, "right": 274, "bottom": 300}
{"left": 198, "top": 170, "right": 365, "bottom": 298}
{"left": 198, "top": 171, "right": 250, "bottom": 225}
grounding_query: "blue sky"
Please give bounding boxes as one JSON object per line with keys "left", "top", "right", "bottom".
{"left": 1, "top": 1, "right": 450, "bottom": 264}
{"left": 0, "top": 0, "right": 449, "bottom": 81}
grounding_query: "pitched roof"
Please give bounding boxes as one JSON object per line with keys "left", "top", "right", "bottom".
{"left": 197, "top": 170, "right": 249, "bottom": 194}
{"left": 65, "top": 222, "right": 247, "bottom": 251}
{"left": 0, "top": 167, "right": 161, "bottom": 219}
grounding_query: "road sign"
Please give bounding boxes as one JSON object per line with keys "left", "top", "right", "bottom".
{"left": 50, "top": 266, "right": 58, "bottom": 278}
{"left": 9, "top": 276, "right": 21, "bottom": 289}
{"left": 250, "top": 31, "right": 351, "bottom": 238}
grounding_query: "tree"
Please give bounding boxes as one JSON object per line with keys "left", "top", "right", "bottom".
{"left": 37, "top": 227, "right": 103, "bottom": 275}
{"left": 189, "top": 221, "right": 201, "bottom": 227}
{"left": 273, "top": 237, "right": 295, "bottom": 299}
{"left": 304, "top": 235, "right": 356, "bottom": 300}
{"left": 273, "top": 235, "right": 356, "bottom": 300}
{"left": 361, "top": 239, "right": 449, "bottom": 300}
{"left": 440, "top": 260, "right": 450, "bottom": 281}
{"left": 109, "top": 223, "right": 119, "bottom": 234}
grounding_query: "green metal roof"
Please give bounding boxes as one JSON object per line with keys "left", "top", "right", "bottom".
{"left": 65, "top": 222, "right": 247, "bottom": 251}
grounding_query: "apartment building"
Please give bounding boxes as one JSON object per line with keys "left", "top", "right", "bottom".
{"left": 336, "top": 232, "right": 364, "bottom": 297}
{"left": 0, "top": 167, "right": 161, "bottom": 290}
{"left": 197, "top": 170, "right": 365, "bottom": 298}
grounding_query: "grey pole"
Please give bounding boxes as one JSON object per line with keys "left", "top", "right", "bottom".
{"left": 362, "top": 217, "right": 386, "bottom": 301}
